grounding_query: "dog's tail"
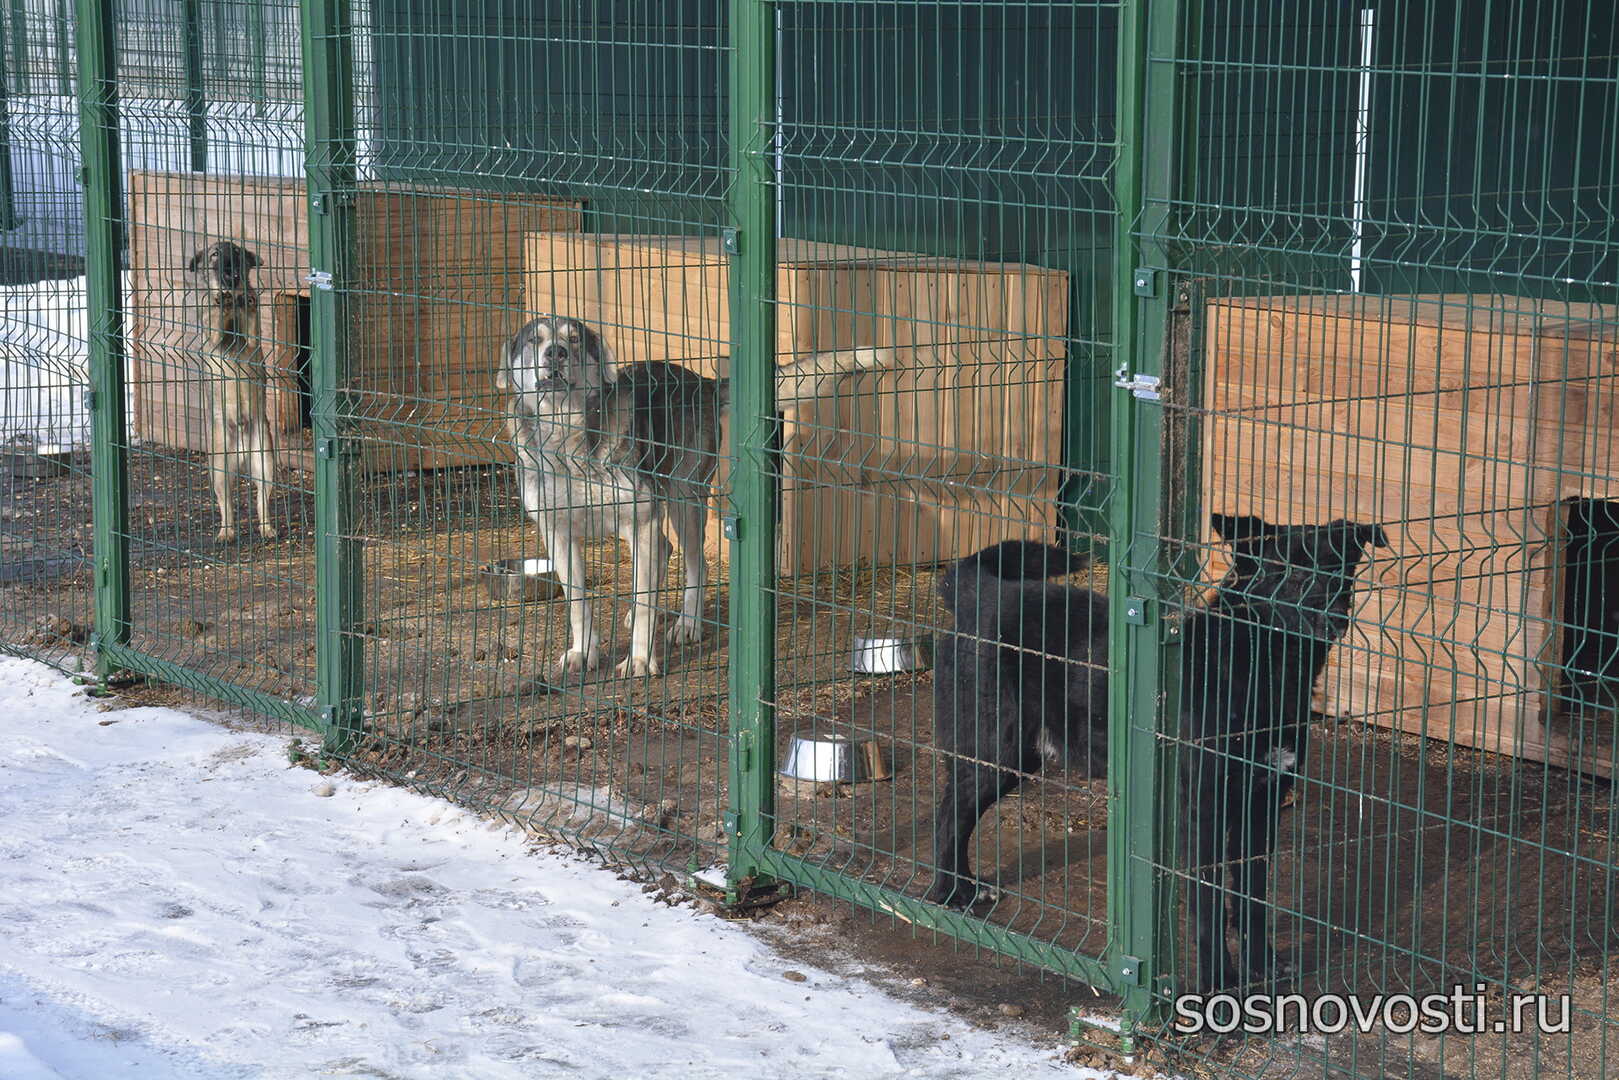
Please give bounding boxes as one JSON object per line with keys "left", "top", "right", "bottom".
{"left": 937, "top": 540, "right": 1090, "bottom": 619}
{"left": 714, "top": 347, "right": 891, "bottom": 408}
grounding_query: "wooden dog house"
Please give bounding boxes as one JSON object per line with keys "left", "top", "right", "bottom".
{"left": 523, "top": 233, "right": 1071, "bottom": 573}
{"left": 1202, "top": 293, "right": 1619, "bottom": 775}
{"left": 126, "top": 170, "right": 582, "bottom": 471}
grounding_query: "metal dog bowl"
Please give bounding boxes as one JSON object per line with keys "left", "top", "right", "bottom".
{"left": 3, "top": 442, "right": 73, "bottom": 480}
{"left": 481, "top": 557, "right": 563, "bottom": 602}
{"left": 850, "top": 635, "right": 932, "bottom": 674}
{"left": 779, "top": 731, "right": 892, "bottom": 783}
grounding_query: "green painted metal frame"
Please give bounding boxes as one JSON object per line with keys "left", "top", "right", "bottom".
{"left": 724, "top": 0, "right": 779, "bottom": 887}
{"left": 182, "top": 0, "right": 208, "bottom": 172}
{"left": 74, "top": 0, "right": 130, "bottom": 683}
{"left": 0, "top": 19, "right": 18, "bottom": 232}
{"left": 722, "top": 0, "right": 1140, "bottom": 1009}
{"left": 1105, "top": 0, "right": 1191, "bottom": 1046}
{"left": 100, "top": 643, "right": 323, "bottom": 730}
{"left": 299, "top": 0, "right": 365, "bottom": 755}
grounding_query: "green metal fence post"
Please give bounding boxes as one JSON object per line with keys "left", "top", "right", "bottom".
{"left": 182, "top": 0, "right": 208, "bottom": 173}
{"left": 0, "top": 12, "right": 19, "bottom": 233}
{"left": 300, "top": 0, "right": 363, "bottom": 753}
{"left": 725, "top": 0, "right": 779, "bottom": 890}
{"left": 75, "top": 0, "right": 130, "bottom": 681}
{"left": 1101, "top": 0, "right": 1191, "bottom": 1050}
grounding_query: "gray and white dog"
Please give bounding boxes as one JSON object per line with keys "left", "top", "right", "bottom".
{"left": 497, "top": 315, "right": 888, "bottom": 679}
{"left": 187, "top": 240, "right": 278, "bottom": 544}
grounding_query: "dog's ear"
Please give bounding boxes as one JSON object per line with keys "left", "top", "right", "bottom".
{"left": 240, "top": 244, "right": 261, "bottom": 269}
{"left": 1359, "top": 522, "right": 1391, "bottom": 549}
{"left": 186, "top": 246, "right": 210, "bottom": 274}
{"left": 1328, "top": 518, "right": 1391, "bottom": 553}
{"left": 1211, "top": 512, "right": 1270, "bottom": 542}
{"left": 497, "top": 323, "right": 533, "bottom": 392}
{"left": 582, "top": 322, "right": 618, "bottom": 382}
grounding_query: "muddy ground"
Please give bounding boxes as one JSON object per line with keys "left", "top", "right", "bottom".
{"left": 6, "top": 447, "right": 1619, "bottom": 1079}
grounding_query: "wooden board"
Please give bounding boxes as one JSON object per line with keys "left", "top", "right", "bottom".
{"left": 125, "top": 170, "right": 582, "bottom": 472}
{"left": 1203, "top": 293, "right": 1619, "bottom": 776}
{"left": 524, "top": 233, "right": 1072, "bottom": 572}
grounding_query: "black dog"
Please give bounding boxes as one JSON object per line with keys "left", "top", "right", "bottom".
{"left": 925, "top": 538, "right": 1107, "bottom": 909}
{"left": 1181, "top": 514, "right": 1387, "bottom": 991}
{"left": 925, "top": 516, "right": 1387, "bottom": 993}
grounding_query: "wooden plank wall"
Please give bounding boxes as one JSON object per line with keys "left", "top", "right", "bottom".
{"left": 1202, "top": 293, "right": 1619, "bottom": 776}
{"left": 126, "top": 170, "right": 582, "bottom": 471}
{"left": 524, "top": 234, "right": 1071, "bottom": 572}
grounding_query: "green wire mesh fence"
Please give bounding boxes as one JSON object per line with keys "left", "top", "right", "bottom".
{"left": 1, "top": 1, "right": 1614, "bottom": 1077}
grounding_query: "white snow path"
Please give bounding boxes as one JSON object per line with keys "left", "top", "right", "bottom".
{"left": 0, "top": 657, "right": 1098, "bottom": 1080}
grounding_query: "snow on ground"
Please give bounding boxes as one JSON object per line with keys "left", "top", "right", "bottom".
{"left": 0, "top": 657, "right": 1106, "bottom": 1080}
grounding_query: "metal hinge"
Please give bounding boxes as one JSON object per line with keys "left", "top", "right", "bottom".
{"left": 1117, "top": 954, "right": 1145, "bottom": 985}
{"left": 305, "top": 270, "right": 334, "bottom": 291}
{"left": 721, "top": 227, "right": 741, "bottom": 254}
{"left": 84, "top": 389, "right": 98, "bottom": 412}
{"left": 313, "top": 191, "right": 354, "bottom": 215}
{"left": 1113, "top": 366, "right": 1163, "bottom": 401}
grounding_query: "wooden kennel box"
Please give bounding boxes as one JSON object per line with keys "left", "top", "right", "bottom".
{"left": 1202, "top": 293, "right": 1619, "bottom": 775}
{"left": 523, "top": 233, "right": 1071, "bottom": 573}
{"left": 126, "top": 170, "right": 582, "bottom": 471}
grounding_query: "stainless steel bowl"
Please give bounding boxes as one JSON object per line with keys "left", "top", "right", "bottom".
{"left": 481, "top": 557, "right": 563, "bottom": 602}
{"left": 850, "top": 635, "right": 932, "bottom": 674}
{"left": 779, "top": 731, "right": 892, "bottom": 783}
{"left": 3, "top": 444, "right": 73, "bottom": 480}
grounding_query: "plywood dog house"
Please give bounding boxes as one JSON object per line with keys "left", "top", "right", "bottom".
{"left": 1202, "top": 293, "right": 1619, "bottom": 775}
{"left": 126, "top": 170, "right": 582, "bottom": 471}
{"left": 524, "top": 233, "right": 1071, "bottom": 573}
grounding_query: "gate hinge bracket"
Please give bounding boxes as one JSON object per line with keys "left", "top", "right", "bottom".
{"left": 1113, "top": 366, "right": 1163, "bottom": 401}
{"left": 721, "top": 228, "right": 741, "bottom": 255}
{"left": 305, "top": 269, "right": 334, "bottom": 291}
{"left": 1117, "top": 953, "right": 1146, "bottom": 986}
{"left": 312, "top": 191, "right": 354, "bottom": 215}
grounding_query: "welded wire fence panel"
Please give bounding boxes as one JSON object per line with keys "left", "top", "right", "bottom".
{"left": 1, "top": 0, "right": 90, "bottom": 670}
{"left": 65, "top": 0, "right": 321, "bottom": 721}
{"left": 1132, "top": 3, "right": 1619, "bottom": 1078}
{"left": 747, "top": 0, "right": 1124, "bottom": 983}
{"left": 327, "top": 1, "right": 737, "bottom": 874}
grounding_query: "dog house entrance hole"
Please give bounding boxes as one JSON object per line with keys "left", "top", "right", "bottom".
{"left": 1561, "top": 498, "right": 1619, "bottom": 706}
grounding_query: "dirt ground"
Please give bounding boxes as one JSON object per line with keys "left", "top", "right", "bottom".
{"left": 7, "top": 448, "right": 1619, "bottom": 1079}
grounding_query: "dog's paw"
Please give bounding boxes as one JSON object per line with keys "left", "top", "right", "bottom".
{"left": 551, "top": 646, "right": 601, "bottom": 678}
{"left": 258, "top": 524, "right": 279, "bottom": 541}
{"left": 667, "top": 618, "right": 704, "bottom": 645}
{"left": 924, "top": 875, "right": 997, "bottom": 909}
{"left": 216, "top": 527, "right": 237, "bottom": 544}
{"left": 615, "top": 654, "right": 661, "bottom": 678}
{"left": 1245, "top": 946, "right": 1300, "bottom": 985}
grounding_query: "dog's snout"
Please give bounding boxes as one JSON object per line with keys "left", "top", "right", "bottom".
{"left": 543, "top": 345, "right": 568, "bottom": 364}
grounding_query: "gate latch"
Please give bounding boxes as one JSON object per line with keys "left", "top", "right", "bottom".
{"left": 1113, "top": 366, "right": 1163, "bottom": 401}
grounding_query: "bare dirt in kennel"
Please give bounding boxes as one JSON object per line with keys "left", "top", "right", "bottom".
{"left": 6, "top": 450, "right": 1616, "bottom": 1078}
